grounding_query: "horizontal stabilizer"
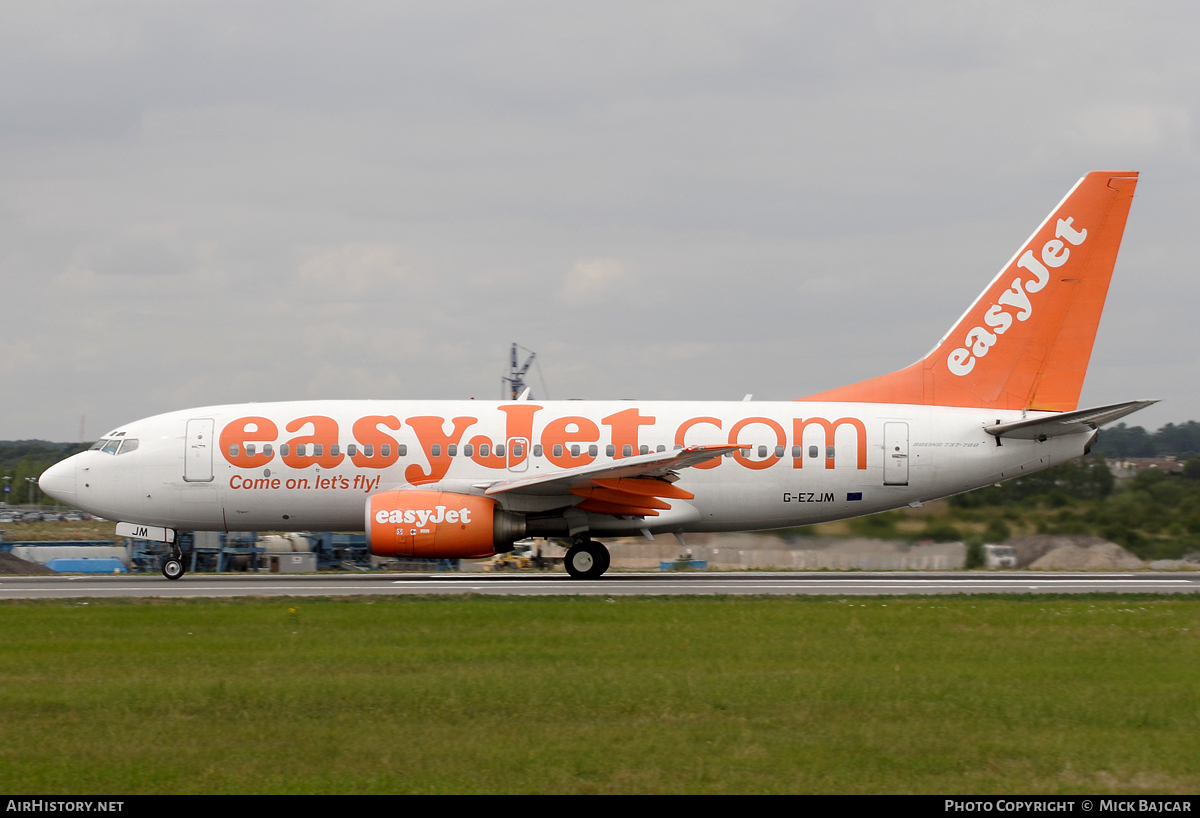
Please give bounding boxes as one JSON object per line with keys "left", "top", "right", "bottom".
{"left": 983, "top": 400, "right": 1157, "bottom": 441}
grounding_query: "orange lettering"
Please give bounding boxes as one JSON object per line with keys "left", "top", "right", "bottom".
{"left": 792, "top": 417, "right": 867, "bottom": 469}
{"left": 602, "top": 407, "right": 656, "bottom": 457}
{"left": 352, "top": 415, "right": 402, "bottom": 469}
{"left": 405, "top": 416, "right": 477, "bottom": 485}
{"left": 470, "top": 405, "right": 542, "bottom": 470}
{"left": 282, "top": 416, "right": 344, "bottom": 470}
{"left": 541, "top": 416, "right": 600, "bottom": 468}
{"left": 729, "top": 417, "right": 786, "bottom": 470}
{"left": 674, "top": 417, "right": 722, "bottom": 469}
{"left": 219, "top": 417, "right": 278, "bottom": 468}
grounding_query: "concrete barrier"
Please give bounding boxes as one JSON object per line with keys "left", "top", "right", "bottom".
{"left": 606, "top": 534, "right": 965, "bottom": 571}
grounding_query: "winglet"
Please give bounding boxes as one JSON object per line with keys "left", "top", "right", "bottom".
{"left": 799, "top": 171, "right": 1138, "bottom": 411}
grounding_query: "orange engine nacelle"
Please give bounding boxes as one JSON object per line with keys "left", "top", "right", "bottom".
{"left": 365, "top": 490, "right": 526, "bottom": 559}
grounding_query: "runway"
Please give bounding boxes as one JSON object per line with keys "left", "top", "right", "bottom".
{"left": 2, "top": 571, "right": 1199, "bottom": 599}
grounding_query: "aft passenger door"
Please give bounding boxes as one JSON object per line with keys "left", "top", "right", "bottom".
{"left": 883, "top": 422, "right": 909, "bottom": 486}
{"left": 184, "top": 419, "right": 215, "bottom": 482}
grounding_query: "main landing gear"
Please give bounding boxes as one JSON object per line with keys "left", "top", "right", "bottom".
{"left": 161, "top": 546, "right": 187, "bottom": 581}
{"left": 564, "top": 539, "right": 610, "bottom": 580}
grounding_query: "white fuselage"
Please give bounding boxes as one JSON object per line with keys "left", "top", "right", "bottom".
{"left": 40, "top": 400, "right": 1088, "bottom": 535}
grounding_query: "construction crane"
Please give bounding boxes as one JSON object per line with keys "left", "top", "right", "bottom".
{"left": 501, "top": 344, "right": 547, "bottom": 400}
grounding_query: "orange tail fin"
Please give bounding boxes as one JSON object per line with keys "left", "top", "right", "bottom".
{"left": 800, "top": 171, "right": 1138, "bottom": 411}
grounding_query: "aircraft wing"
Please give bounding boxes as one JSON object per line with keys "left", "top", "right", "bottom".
{"left": 983, "top": 400, "right": 1157, "bottom": 441}
{"left": 475, "top": 444, "right": 745, "bottom": 517}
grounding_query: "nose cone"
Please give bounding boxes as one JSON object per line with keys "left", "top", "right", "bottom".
{"left": 39, "top": 458, "right": 77, "bottom": 506}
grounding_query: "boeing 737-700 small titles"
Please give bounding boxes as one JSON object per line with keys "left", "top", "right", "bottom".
{"left": 40, "top": 171, "right": 1153, "bottom": 580}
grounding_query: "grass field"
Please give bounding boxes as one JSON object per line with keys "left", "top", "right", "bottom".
{"left": 1, "top": 594, "right": 1198, "bottom": 794}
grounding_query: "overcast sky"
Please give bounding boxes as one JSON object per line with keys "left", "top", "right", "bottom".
{"left": 2, "top": 1, "right": 1196, "bottom": 441}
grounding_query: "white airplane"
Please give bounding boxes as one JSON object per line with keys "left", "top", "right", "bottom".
{"left": 40, "top": 171, "right": 1152, "bottom": 581}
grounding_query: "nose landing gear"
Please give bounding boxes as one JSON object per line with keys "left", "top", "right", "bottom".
{"left": 564, "top": 539, "right": 610, "bottom": 580}
{"left": 161, "top": 547, "right": 186, "bottom": 581}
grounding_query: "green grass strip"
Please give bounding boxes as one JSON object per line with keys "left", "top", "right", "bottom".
{"left": 1, "top": 594, "right": 1198, "bottom": 794}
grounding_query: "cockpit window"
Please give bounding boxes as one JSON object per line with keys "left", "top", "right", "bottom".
{"left": 101, "top": 439, "right": 121, "bottom": 455}
{"left": 89, "top": 440, "right": 105, "bottom": 451}
{"left": 117, "top": 439, "right": 139, "bottom": 455}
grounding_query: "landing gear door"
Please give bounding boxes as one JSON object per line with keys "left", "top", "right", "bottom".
{"left": 184, "top": 418, "right": 215, "bottom": 483}
{"left": 883, "top": 422, "right": 909, "bottom": 486}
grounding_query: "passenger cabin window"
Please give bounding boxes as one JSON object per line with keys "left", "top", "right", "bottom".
{"left": 809, "top": 446, "right": 818, "bottom": 458}
{"left": 431, "top": 445, "right": 441, "bottom": 457}
{"left": 553, "top": 444, "right": 563, "bottom": 458}
{"left": 606, "top": 445, "right": 616, "bottom": 457}
{"left": 570, "top": 444, "right": 580, "bottom": 457}
{"left": 623, "top": 444, "right": 633, "bottom": 457}
{"left": 330, "top": 444, "right": 340, "bottom": 456}
{"left": 757, "top": 445, "right": 768, "bottom": 458}
{"left": 792, "top": 446, "right": 801, "bottom": 458}
{"left": 246, "top": 444, "right": 255, "bottom": 456}
{"left": 775, "top": 445, "right": 785, "bottom": 458}
{"left": 495, "top": 444, "right": 505, "bottom": 457}
{"left": 479, "top": 443, "right": 490, "bottom": 457}
{"left": 448, "top": 444, "right": 457, "bottom": 457}
{"left": 280, "top": 444, "right": 290, "bottom": 457}
{"left": 296, "top": 444, "right": 307, "bottom": 457}
{"left": 363, "top": 444, "right": 373, "bottom": 457}
{"left": 533, "top": 444, "right": 543, "bottom": 457}
{"left": 346, "top": 444, "right": 357, "bottom": 457}
{"left": 826, "top": 445, "right": 835, "bottom": 459}
{"left": 513, "top": 443, "right": 523, "bottom": 457}
{"left": 464, "top": 443, "right": 474, "bottom": 457}
{"left": 657, "top": 445, "right": 665, "bottom": 453}
{"left": 263, "top": 444, "right": 273, "bottom": 456}
{"left": 398, "top": 444, "right": 407, "bottom": 456}
{"left": 381, "top": 444, "right": 391, "bottom": 457}
{"left": 313, "top": 444, "right": 323, "bottom": 457}
{"left": 587, "top": 445, "right": 597, "bottom": 457}
{"left": 228, "top": 444, "right": 239, "bottom": 457}
{"left": 640, "top": 445, "right": 649, "bottom": 455}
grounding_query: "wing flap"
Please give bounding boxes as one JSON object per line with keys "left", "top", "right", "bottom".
{"left": 592, "top": 478, "right": 695, "bottom": 500}
{"left": 575, "top": 499, "right": 663, "bottom": 517}
{"left": 570, "top": 486, "right": 673, "bottom": 510}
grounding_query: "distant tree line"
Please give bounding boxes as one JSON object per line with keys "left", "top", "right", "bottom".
{"left": 950, "top": 457, "right": 1116, "bottom": 509}
{"left": 1090, "top": 421, "right": 1200, "bottom": 459}
{"left": 1, "top": 440, "right": 91, "bottom": 505}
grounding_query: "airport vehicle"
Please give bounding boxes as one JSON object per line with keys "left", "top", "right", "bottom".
{"left": 983, "top": 544, "right": 1018, "bottom": 569}
{"left": 490, "top": 540, "right": 563, "bottom": 571}
{"left": 39, "top": 171, "right": 1151, "bottom": 581}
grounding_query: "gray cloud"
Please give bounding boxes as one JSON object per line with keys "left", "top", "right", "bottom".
{"left": 1, "top": 1, "right": 1197, "bottom": 439}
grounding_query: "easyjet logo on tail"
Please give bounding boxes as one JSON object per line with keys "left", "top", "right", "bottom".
{"left": 947, "top": 216, "right": 1088, "bottom": 377}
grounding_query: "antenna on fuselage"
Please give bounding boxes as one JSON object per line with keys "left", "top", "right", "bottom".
{"left": 501, "top": 343, "right": 548, "bottom": 400}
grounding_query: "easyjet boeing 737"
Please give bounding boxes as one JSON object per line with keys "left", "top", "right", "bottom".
{"left": 39, "top": 171, "right": 1152, "bottom": 580}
